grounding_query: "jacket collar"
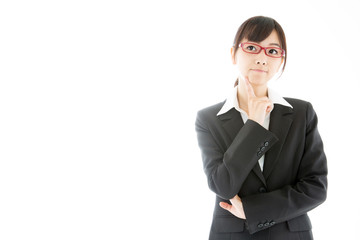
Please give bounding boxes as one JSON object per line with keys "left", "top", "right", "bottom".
{"left": 217, "top": 86, "right": 292, "bottom": 117}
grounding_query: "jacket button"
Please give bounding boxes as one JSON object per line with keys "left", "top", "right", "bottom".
{"left": 257, "top": 223, "right": 264, "bottom": 228}
{"left": 257, "top": 152, "right": 262, "bottom": 156}
{"left": 264, "top": 141, "right": 269, "bottom": 147}
{"left": 258, "top": 187, "right": 267, "bottom": 193}
{"left": 270, "top": 221, "right": 276, "bottom": 226}
{"left": 264, "top": 222, "right": 270, "bottom": 227}
{"left": 260, "top": 146, "right": 266, "bottom": 152}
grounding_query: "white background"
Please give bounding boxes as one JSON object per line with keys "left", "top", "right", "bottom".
{"left": 1, "top": 0, "right": 359, "bottom": 239}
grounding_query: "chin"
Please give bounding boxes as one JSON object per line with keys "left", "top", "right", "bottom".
{"left": 248, "top": 76, "right": 269, "bottom": 86}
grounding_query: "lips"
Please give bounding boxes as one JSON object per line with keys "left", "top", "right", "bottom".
{"left": 251, "top": 69, "right": 268, "bottom": 73}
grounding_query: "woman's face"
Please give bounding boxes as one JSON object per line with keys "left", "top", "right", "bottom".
{"left": 232, "top": 30, "right": 283, "bottom": 87}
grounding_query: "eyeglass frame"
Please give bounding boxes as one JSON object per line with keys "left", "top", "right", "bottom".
{"left": 238, "top": 42, "right": 285, "bottom": 58}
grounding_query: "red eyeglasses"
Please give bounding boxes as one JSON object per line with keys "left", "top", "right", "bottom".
{"left": 239, "top": 42, "right": 285, "bottom": 58}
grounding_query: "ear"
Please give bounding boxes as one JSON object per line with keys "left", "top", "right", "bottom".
{"left": 231, "top": 47, "right": 236, "bottom": 64}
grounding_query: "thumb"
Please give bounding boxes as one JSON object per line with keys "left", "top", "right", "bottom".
{"left": 219, "top": 202, "right": 232, "bottom": 211}
{"left": 266, "top": 102, "right": 274, "bottom": 113}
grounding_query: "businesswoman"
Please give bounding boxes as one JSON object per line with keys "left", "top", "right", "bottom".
{"left": 195, "top": 16, "right": 327, "bottom": 240}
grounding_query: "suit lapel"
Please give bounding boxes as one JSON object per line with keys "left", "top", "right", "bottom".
{"left": 252, "top": 162, "right": 267, "bottom": 186}
{"left": 218, "top": 108, "right": 267, "bottom": 186}
{"left": 263, "top": 104, "right": 294, "bottom": 180}
{"left": 218, "top": 108, "right": 244, "bottom": 141}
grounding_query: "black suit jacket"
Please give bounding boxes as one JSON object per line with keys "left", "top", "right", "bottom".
{"left": 195, "top": 98, "right": 327, "bottom": 240}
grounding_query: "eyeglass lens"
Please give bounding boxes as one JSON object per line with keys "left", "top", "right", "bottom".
{"left": 241, "top": 43, "right": 283, "bottom": 58}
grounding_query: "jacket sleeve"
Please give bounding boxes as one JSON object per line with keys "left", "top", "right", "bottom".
{"left": 241, "top": 102, "right": 328, "bottom": 234}
{"left": 195, "top": 110, "right": 279, "bottom": 200}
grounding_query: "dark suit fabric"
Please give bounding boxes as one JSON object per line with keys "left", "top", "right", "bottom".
{"left": 195, "top": 98, "right": 327, "bottom": 240}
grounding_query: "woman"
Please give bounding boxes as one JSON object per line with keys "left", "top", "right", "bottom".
{"left": 195, "top": 16, "right": 327, "bottom": 240}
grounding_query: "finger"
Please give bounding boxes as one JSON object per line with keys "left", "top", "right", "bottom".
{"left": 262, "top": 100, "right": 273, "bottom": 113}
{"left": 255, "top": 99, "right": 273, "bottom": 110}
{"left": 266, "top": 102, "right": 274, "bottom": 113}
{"left": 244, "top": 77, "right": 256, "bottom": 98}
{"left": 219, "top": 202, "right": 232, "bottom": 211}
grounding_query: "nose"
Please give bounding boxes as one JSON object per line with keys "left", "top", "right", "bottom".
{"left": 256, "top": 50, "right": 267, "bottom": 66}
{"left": 256, "top": 60, "right": 266, "bottom": 65}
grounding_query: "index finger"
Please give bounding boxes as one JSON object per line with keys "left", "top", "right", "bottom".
{"left": 244, "top": 77, "right": 256, "bottom": 98}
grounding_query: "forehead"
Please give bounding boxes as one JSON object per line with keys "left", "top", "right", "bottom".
{"left": 244, "top": 30, "right": 281, "bottom": 46}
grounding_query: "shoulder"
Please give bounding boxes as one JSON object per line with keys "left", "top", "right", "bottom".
{"left": 284, "top": 97, "right": 315, "bottom": 112}
{"left": 284, "top": 97, "right": 309, "bottom": 108}
{"left": 196, "top": 101, "right": 226, "bottom": 120}
{"left": 284, "top": 97, "right": 318, "bottom": 123}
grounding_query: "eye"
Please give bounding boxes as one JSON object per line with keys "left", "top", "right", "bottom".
{"left": 246, "top": 45, "right": 258, "bottom": 52}
{"left": 268, "top": 48, "right": 279, "bottom": 55}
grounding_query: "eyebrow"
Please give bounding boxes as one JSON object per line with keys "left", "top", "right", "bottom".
{"left": 269, "top": 43, "right": 281, "bottom": 47}
{"left": 247, "top": 41, "right": 281, "bottom": 48}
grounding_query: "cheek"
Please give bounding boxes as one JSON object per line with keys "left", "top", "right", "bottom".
{"left": 270, "top": 61, "right": 282, "bottom": 73}
{"left": 236, "top": 54, "right": 252, "bottom": 69}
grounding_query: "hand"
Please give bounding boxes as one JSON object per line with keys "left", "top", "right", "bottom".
{"left": 244, "top": 77, "right": 273, "bottom": 125}
{"left": 219, "top": 195, "right": 246, "bottom": 219}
